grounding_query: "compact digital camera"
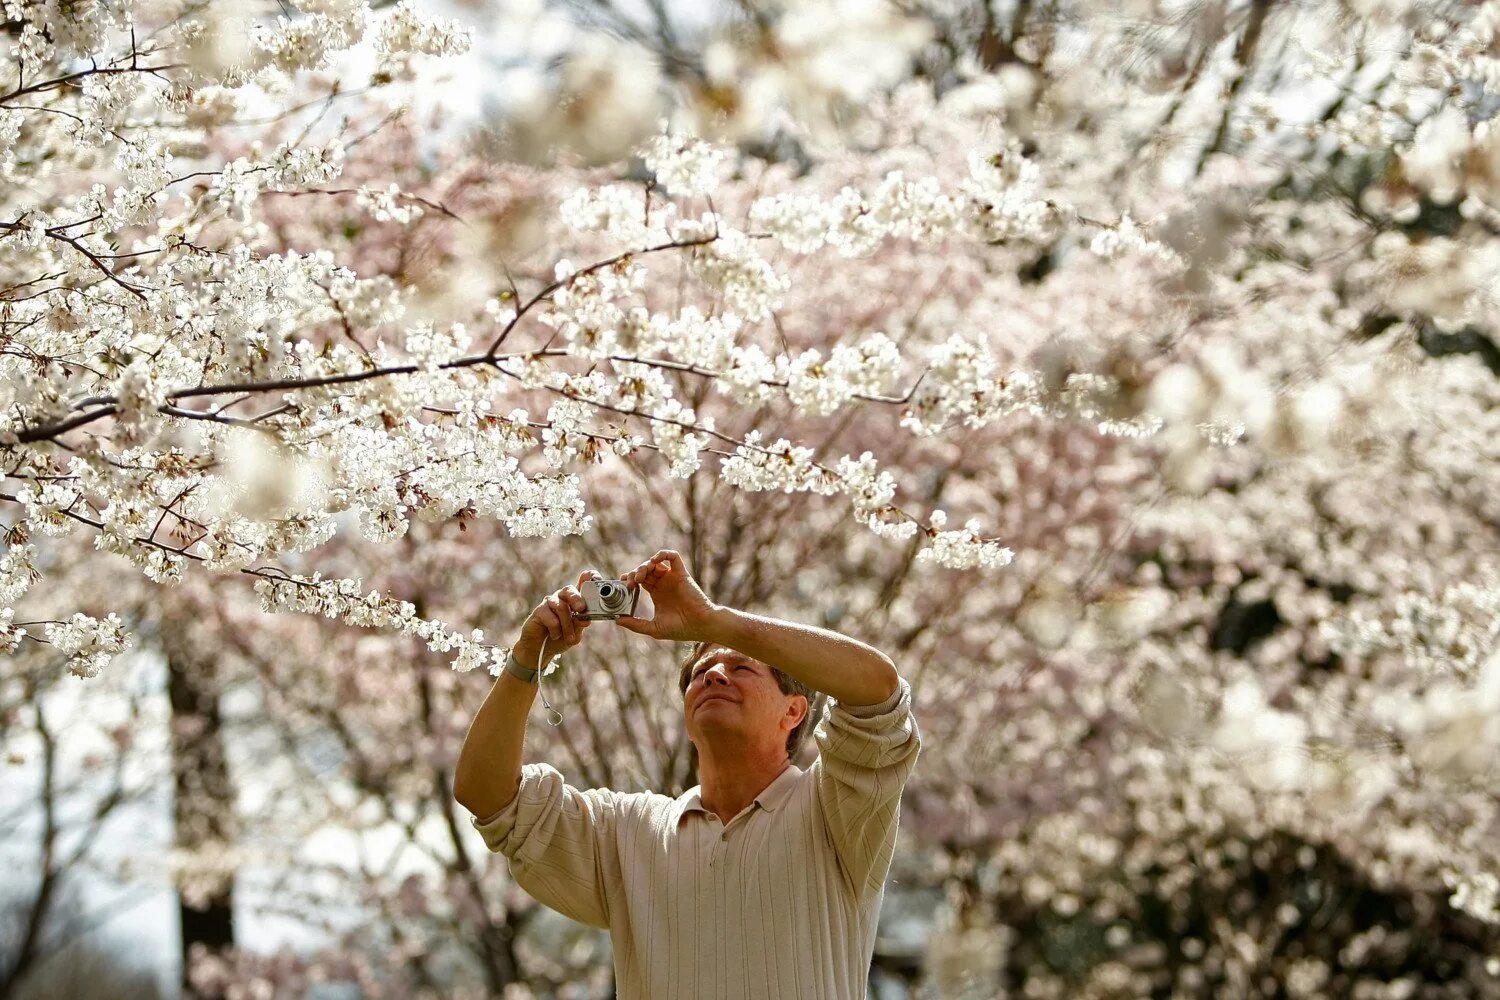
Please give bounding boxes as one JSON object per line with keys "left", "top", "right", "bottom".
{"left": 578, "top": 578, "right": 651, "bottom": 621}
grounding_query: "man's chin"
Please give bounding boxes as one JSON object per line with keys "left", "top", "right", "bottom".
{"left": 691, "top": 704, "right": 745, "bottom": 736}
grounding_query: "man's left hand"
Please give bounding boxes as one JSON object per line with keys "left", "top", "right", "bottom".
{"left": 614, "top": 549, "right": 718, "bottom": 643}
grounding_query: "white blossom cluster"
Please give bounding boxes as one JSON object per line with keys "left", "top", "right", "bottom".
{"left": 1354, "top": 229, "right": 1500, "bottom": 332}
{"left": 305, "top": 408, "right": 595, "bottom": 544}
{"left": 0, "top": 606, "right": 24, "bottom": 653}
{"left": 783, "top": 333, "right": 902, "bottom": 416}
{"left": 540, "top": 399, "right": 598, "bottom": 468}
{"left": 6, "top": 0, "right": 114, "bottom": 76}
{"left": 1446, "top": 869, "right": 1500, "bottom": 925}
{"left": 374, "top": 0, "right": 470, "bottom": 79}
{"left": 252, "top": 12, "right": 351, "bottom": 75}
{"left": 657, "top": 307, "right": 742, "bottom": 372}
{"left": 833, "top": 451, "right": 906, "bottom": 538}
{"left": 960, "top": 146, "right": 1059, "bottom": 244}
{"left": 672, "top": 220, "right": 789, "bottom": 322}
{"left": 0, "top": 542, "right": 36, "bottom": 604}
{"left": 719, "top": 430, "right": 840, "bottom": 496}
{"left": 750, "top": 171, "right": 962, "bottom": 257}
{"left": 533, "top": 255, "right": 650, "bottom": 360}
{"left": 253, "top": 573, "right": 505, "bottom": 674}
{"left": 558, "top": 184, "right": 668, "bottom": 245}
{"left": 1321, "top": 570, "right": 1500, "bottom": 682}
{"left": 1088, "top": 213, "right": 1183, "bottom": 266}
{"left": 15, "top": 481, "right": 83, "bottom": 537}
{"left": 513, "top": 360, "right": 718, "bottom": 478}
{"left": 402, "top": 321, "right": 470, "bottom": 371}
{"left": 899, "top": 333, "right": 1003, "bottom": 435}
{"left": 747, "top": 151, "right": 1056, "bottom": 258}
{"left": 42, "top": 612, "right": 132, "bottom": 679}
{"left": 640, "top": 130, "right": 725, "bottom": 199}
{"left": 356, "top": 183, "right": 424, "bottom": 224}
{"left": 915, "top": 509, "right": 1016, "bottom": 571}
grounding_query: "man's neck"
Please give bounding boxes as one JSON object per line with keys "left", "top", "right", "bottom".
{"left": 695, "top": 739, "right": 790, "bottom": 824}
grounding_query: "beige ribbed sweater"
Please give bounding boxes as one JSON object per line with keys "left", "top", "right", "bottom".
{"left": 470, "top": 677, "right": 921, "bottom": 1000}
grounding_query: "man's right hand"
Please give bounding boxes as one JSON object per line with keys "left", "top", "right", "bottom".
{"left": 514, "top": 569, "right": 601, "bottom": 673}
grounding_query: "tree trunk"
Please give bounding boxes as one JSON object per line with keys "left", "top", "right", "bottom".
{"left": 167, "top": 650, "right": 237, "bottom": 1000}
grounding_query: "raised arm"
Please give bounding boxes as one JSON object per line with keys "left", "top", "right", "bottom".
{"left": 615, "top": 548, "right": 900, "bottom": 707}
{"left": 699, "top": 605, "right": 899, "bottom": 707}
{"left": 454, "top": 570, "right": 630, "bottom": 930}
{"left": 453, "top": 569, "right": 599, "bottom": 820}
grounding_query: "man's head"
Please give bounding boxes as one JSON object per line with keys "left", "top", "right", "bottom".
{"left": 678, "top": 641, "right": 817, "bottom": 761}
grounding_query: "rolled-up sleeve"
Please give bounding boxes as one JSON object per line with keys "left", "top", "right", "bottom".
{"left": 811, "top": 675, "right": 921, "bottom": 901}
{"left": 469, "top": 762, "right": 623, "bottom": 929}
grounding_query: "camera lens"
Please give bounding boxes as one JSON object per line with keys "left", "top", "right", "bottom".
{"left": 597, "top": 583, "right": 627, "bottom": 611}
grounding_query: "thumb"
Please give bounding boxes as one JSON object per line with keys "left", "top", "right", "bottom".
{"left": 614, "top": 615, "right": 656, "bottom": 637}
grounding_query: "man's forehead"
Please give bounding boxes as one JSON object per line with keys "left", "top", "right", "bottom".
{"left": 692, "top": 645, "right": 757, "bottom": 670}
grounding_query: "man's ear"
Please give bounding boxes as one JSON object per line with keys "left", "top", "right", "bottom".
{"left": 784, "top": 693, "right": 809, "bottom": 730}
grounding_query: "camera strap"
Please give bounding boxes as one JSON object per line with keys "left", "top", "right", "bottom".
{"left": 535, "top": 642, "right": 565, "bottom": 726}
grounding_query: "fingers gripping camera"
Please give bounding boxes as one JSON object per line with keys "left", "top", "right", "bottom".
{"left": 578, "top": 577, "right": 655, "bottom": 621}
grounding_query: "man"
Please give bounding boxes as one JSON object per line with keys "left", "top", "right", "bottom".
{"left": 453, "top": 549, "right": 921, "bottom": 1000}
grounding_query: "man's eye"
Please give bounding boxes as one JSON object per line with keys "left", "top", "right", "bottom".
{"left": 735, "top": 665, "right": 751, "bottom": 672}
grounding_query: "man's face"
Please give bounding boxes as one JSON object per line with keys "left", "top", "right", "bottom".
{"left": 683, "top": 645, "right": 805, "bottom": 753}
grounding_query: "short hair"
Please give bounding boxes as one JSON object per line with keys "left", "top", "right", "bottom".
{"left": 678, "top": 640, "right": 819, "bottom": 761}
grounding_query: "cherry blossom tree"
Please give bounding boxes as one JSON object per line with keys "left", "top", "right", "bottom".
{"left": 6, "top": 0, "right": 1500, "bottom": 997}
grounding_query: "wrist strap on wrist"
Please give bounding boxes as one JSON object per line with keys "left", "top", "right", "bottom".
{"left": 503, "top": 649, "right": 540, "bottom": 684}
